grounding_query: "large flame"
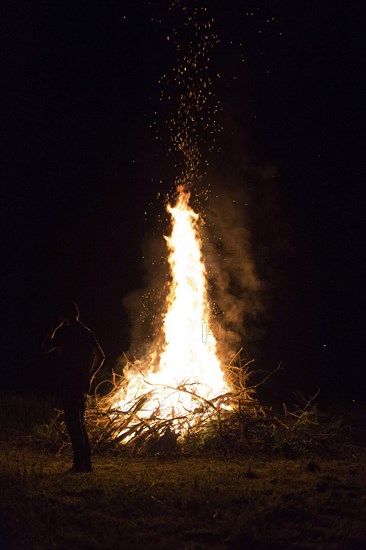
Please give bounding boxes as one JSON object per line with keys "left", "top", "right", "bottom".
{"left": 110, "top": 188, "right": 230, "bottom": 430}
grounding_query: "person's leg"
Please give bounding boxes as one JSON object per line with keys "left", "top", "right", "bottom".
{"left": 80, "top": 396, "right": 92, "bottom": 471}
{"left": 62, "top": 394, "right": 91, "bottom": 472}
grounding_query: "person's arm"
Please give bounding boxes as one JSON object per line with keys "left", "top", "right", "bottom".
{"left": 41, "top": 323, "right": 63, "bottom": 354}
{"left": 89, "top": 338, "right": 105, "bottom": 381}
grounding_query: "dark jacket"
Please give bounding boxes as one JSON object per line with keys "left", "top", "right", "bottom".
{"left": 52, "top": 320, "right": 101, "bottom": 394}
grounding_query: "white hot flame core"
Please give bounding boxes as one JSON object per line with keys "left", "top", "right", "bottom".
{"left": 159, "top": 189, "right": 225, "bottom": 389}
{"left": 111, "top": 189, "right": 230, "bottom": 428}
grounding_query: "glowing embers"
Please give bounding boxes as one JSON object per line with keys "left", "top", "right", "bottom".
{"left": 109, "top": 188, "right": 231, "bottom": 440}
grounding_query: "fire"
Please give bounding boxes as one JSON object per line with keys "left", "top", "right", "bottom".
{"left": 110, "top": 187, "right": 230, "bottom": 434}
{"left": 155, "top": 187, "right": 228, "bottom": 392}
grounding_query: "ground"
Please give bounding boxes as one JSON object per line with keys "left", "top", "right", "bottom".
{"left": 1, "top": 445, "right": 366, "bottom": 549}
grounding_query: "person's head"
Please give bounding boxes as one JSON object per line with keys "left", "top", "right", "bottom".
{"left": 59, "top": 301, "right": 80, "bottom": 322}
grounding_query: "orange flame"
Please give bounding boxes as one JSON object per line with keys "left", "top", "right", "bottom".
{"left": 110, "top": 188, "right": 230, "bottom": 429}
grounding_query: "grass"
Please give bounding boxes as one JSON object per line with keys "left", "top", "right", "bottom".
{"left": 1, "top": 447, "right": 366, "bottom": 549}
{"left": 0, "top": 393, "right": 58, "bottom": 440}
{"left": 1, "top": 393, "right": 366, "bottom": 549}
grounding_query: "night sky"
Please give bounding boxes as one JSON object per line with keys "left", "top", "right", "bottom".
{"left": 1, "top": 1, "right": 363, "bottom": 404}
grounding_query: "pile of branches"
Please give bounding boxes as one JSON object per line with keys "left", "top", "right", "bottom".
{"left": 87, "top": 357, "right": 266, "bottom": 455}
{"left": 36, "top": 358, "right": 352, "bottom": 458}
{"left": 37, "top": 355, "right": 260, "bottom": 455}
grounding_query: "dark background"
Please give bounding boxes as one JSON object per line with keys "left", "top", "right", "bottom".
{"left": 1, "top": 1, "right": 363, "bottom": 404}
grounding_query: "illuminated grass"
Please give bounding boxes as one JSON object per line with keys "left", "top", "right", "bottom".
{"left": 0, "top": 394, "right": 365, "bottom": 548}
{"left": 1, "top": 447, "right": 366, "bottom": 549}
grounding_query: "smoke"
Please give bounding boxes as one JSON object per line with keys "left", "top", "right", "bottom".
{"left": 201, "top": 185, "right": 262, "bottom": 362}
{"left": 119, "top": 226, "right": 170, "bottom": 370}
{"left": 120, "top": 180, "right": 283, "bottom": 372}
{"left": 196, "top": 103, "right": 291, "bottom": 362}
{"left": 120, "top": 110, "right": 289, "bottom": 369}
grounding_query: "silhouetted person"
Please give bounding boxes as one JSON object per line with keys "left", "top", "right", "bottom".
{"left": 42, "top": 301, "right": 105, "bottom": 473}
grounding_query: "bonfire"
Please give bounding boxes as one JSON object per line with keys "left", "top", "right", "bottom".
{"left": 86, "top": 185, "right": 261, "bottom": 453}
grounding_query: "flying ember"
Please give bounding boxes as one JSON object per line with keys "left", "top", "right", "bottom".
{"left": 109, "top": 186, "right": 231, "bottom": 434}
